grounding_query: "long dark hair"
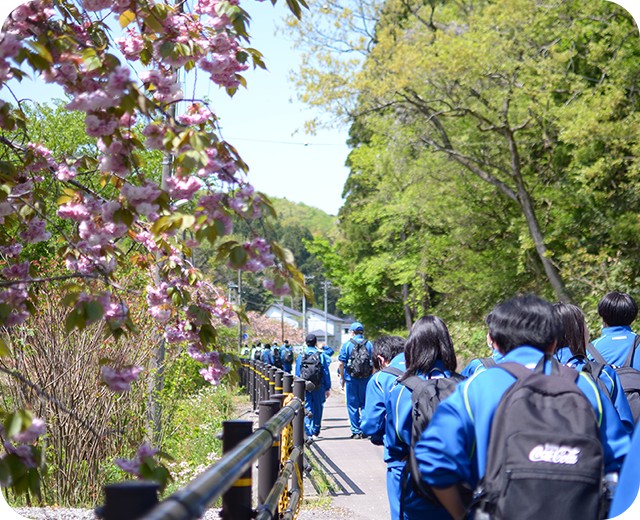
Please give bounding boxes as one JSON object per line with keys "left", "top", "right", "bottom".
{"left": 554, "top": 302, "right": 588, "bottom": 357}
{"left": 402, "top": 316, "right": 457, "bottom": 379}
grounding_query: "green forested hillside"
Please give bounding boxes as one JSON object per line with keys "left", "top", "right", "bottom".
{"left": 271, "top": 197, "right": 338, "bottom": 238}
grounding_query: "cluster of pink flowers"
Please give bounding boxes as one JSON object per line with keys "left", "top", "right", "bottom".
{"left": 139, "top": 70, "right": 183, "bottom": 104}
{"left": 187, "top": 346, "right": 230, "bottom": 385}
{"left": 165, "top": 175, "right": 203, "bottom": 202}
{"left": 239, "top": 238, "right": 276, "bottom": 273}
{"left": 229, "top": 184, "right": 262, "bottom": 219}
{"left": 121, "top": 181, "right": 162, "bottom": 220}
{"left": 101, "top": 365, "right": 143, "bottom": 393}
{"left": 177, "top": 103, "right": 213, "bottom": 126}
{"left": 1, "top": 417, "right": 46, "bottom": 473}
{"left": 0, "top": 0, "right": 298, "bottom": 400}
{"left": 115, "top": 442, "right": 159, "bottom": 477}
{"left": 146, "top": 282, "right": 172, "bottom": 323}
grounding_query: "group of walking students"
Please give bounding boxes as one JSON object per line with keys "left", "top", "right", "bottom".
{"left": 350, "top": 292, "right": 640, "bottom": 520}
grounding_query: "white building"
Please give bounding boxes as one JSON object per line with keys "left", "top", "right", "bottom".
{"left": 263, "top": 303, "right": 351, "bottom": 348}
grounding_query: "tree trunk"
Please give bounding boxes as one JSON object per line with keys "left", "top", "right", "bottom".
{"left": 506, "top": 130, "right": 570, "bottom": 302}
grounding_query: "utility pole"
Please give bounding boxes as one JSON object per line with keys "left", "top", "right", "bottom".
{"left": 237, "top": 270, "right": 242, "bottom": 353}
{"left": 280, "top": 296, "right": 284, "bottom": 343}
{"left": 322, "top": 280, "right": 331, "bottom": 346}
{"left": 302, "top": 275, "right": 314, "bottom": 334}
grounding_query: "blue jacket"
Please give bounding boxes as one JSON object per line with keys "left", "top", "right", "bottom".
{"left": 339, "top": 334, "right": 373, "bottom": 382}
{"left": 361, "top": 353, "right": 406, "bottom": 449}
{"left": 416, "top": 346, "right": 630, "bottom": 490}
{"left": 590, "top": 326, "right": 640, "bottom": 369}
{"left": 385, "top": 361, "right": 455, "bottom": 519}
{"left": 295, "top": 346, "right": 331, "bottom": 393}
{"left": 461, "top": 350, "right": 504, "bottom": 378}
{"left": 555, "top": 346, "right": 634, "bottom": 433}
{"left": 261, "top": 349, "right": 274, "bottom": 365}
{"left": 611, "top": 422, "right": 640, "bottom": 516}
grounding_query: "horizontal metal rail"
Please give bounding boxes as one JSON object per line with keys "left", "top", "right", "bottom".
{"left": 139, "top": 398, "right": 302, "bottom": 520}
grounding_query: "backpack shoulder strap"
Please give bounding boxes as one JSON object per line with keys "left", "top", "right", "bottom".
{"left": 588, "top": 343, "right": 608, "bottom": 365}
{"left": 496, "top": 361, "right": 533, "bottom": 380}
{"left": 480, "top": 357, "right": 497, "bottom": 369}
{"left": 398, "top": 374, "right": 425, "bottom": 393}
{"left": 622, "top": 334, "right": 640, "bottom": 367}
{"left": 381, "top": 366, "right": 403, "bottom": 377}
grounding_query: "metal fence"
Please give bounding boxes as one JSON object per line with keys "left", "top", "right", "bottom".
{"left": 97, "top": 360, "right": 307, "bottom": 520}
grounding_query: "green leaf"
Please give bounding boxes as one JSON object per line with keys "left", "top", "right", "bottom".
{"left": 85, "top": 301, "right": 104, "bottom": 323}
{"left": 229, "top": 245, "right": 248, "bottom": 268}
{"left": 4, "top": 413, "right": 22, "bottom": 439}
{"left": 119, "top": 9, "right": 136, "bottom": 28}
{"left": 0, "top": 337, "right": 11, "bottom": 358}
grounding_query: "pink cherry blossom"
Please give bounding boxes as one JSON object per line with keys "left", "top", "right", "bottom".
{"left": 12, "top": 418, "right": 46, "bottom": 444}
{"left": 101, "top": 365, "right": 143, "bottom": 393}
{"left": 19, "top": 218, "right": 51, "bottom": 244}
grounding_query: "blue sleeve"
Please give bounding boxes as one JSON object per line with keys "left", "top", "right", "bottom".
{"left": 601, "top": 366, "right": 634, "bottom": 434}
{"left": 338, "top": 343, "right": 348, "bottom": 363}
{"left": 322, "top": 355, "right": 331, "bottom": 391}
{"left": 461, "top": 359, "right": 481, "bottom": 378}
{"left": 361, "top": 373, "right": 387, "bottom": 441}
{"left": 578, "top": 373, "right": 630, "bottom": 473}
{"left": 295, "top": 356, "right": 301, "bottom": 377}
{"left": 415, "top": 384, "right": 476, "bottom": 488}
{"left": 611, "top": 424, "right": 640, "bottom": 516}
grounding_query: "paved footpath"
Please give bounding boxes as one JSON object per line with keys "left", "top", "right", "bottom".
{"left": 302, "top": 358, "right": 390, "bottom": 520}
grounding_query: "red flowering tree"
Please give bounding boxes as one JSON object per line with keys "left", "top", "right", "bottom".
{"left": 0, "top": 0, "right": 310, "bottom": 497}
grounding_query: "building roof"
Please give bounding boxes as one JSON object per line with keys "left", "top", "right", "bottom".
{"left": 307, "top": 307, "right": 349, "bottom": 323}
{"left": 264, "top": 303, "right": 303, "bottom": 318}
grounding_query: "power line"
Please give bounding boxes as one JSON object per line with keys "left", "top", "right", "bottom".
{"left": 226, "top": 136, "right": 346, "bottom": 147}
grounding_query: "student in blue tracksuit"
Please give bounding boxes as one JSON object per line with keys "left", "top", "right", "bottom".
{"left": 554, "top": 302, "right": 634, "bottom": 434}
{"left": 295, "top": 333, "right": 331, "bottom": 439}
{"left": 361, "top": 335, "right": 406, "bottom": 444}
{"left": 460, "top": 343, "right": 504, "bottom": 378}
{"left": 589, "top": 291, "right": 640, "bottom": 368}
{"left": 611, "top": 423, "right": 640, "bottom": 516}
{"left": 260, "top": 343, "right": 274, "bottom": 365}
{"left": 280, "top": 340, "right": 294, "bottom": 373}
{"left": 339, "top": 321, "right": 374, "bottom": 438}
{"left": 385, "top": 316, "right": 458, "bottom": 520}
{"left": 360, "top": 335, "right": 406, "bottom": 520}
{"left": 415, "top": 295, "right": 630, "bottom": 519}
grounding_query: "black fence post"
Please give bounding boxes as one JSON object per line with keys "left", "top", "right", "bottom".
{"left": 258, "top": 399, "right": 282, "bottom": 507}
{"left": 283, "top": 373, "right": 293, "bottom": 394}
{"left": 96, "top": 481, "right": 159, "bottom": 520}
{"left": 221, "top": 421, "right": 254, "bottom": 520}
{"left": 292, "top": 378, "right": 306, "bottom": 492}
{"left": 274, "top": 370, "right": 283, "bottom": 396}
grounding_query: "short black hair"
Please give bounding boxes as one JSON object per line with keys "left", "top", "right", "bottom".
{"left": 372, "top": 335, "right": 405, "bottom": 370}
{"left": 597, "top": 291, "right": 638, "bottom": 326}
{"left": 554, "top": 302, "right": 588, "bottom": 357}
{"left": 402, "top": 316, "right": 457, "bottom": 379}
{"left": 486, "top": 294, "right": 561, "bottom": 354}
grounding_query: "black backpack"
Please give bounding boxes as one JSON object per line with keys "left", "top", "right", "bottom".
{"left": 472, "top": 356, "right": 606, "bottom": 520}
{"left": 399, "top": 369, "right": 467, "bottom": 511}
{"left": 282, "top": 348, "right": 294, "bottom": 364}
{"left": 346, "top": 339, "right": 373, "bottom": 379}
{"left": 253, "top": 348, "right": 261, "bottom": 361}
{"left": 589, "top": 336, "right": 640, "bottom": 423}
{"left": 300, "top": 351, "right": 322, "bottom": 387}
{"left": 272, "top": 347, "right": 283, "bottom": 368}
